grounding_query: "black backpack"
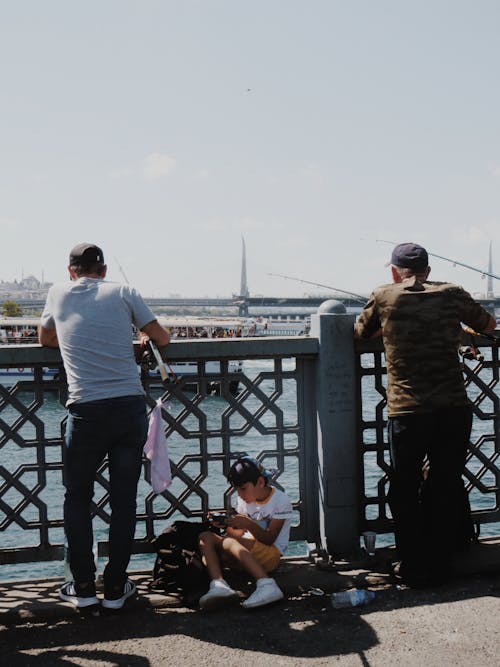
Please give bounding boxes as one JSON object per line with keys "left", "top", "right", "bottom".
{"left": 149, "top": 520, "right": 211, "bottom": 596}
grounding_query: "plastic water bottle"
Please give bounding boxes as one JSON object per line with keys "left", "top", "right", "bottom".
{"left": 63, "top": 540, "right": 99, "bottom": 581}
{"left": 63, "top": 542, "right": 72, "bottom": 582}
{"left": 330, "top": 589, "right": 375, "bottom": 609}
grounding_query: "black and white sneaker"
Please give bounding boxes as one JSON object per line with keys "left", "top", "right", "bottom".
{"left": 102, "top": 578, "right": 137, "bottom": 610}
{"left": 59, "top": 581, "right": 99, "bottom": 608}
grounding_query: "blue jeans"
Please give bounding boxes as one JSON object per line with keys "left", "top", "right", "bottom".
{"left": 64, "top": 395, "right": 148, "bottom": 587}
{"left": 388, "top": 405, "right": 472, "bottom": 578}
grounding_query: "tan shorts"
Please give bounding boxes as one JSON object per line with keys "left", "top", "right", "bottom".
{"left": 251, "top": 541, "right": 281, "bottom": 573}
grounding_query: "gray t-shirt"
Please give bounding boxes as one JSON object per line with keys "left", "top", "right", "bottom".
{"left": 41, "top": 278, "right": 155, "bottom": 405}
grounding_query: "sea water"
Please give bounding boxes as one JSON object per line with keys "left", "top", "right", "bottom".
{"left": 1, "top": 356, "right": 499, "bottom": 582}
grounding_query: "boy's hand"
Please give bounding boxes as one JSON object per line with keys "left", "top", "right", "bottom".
{"left": 208, "top": 511, "right": 229, "bottom": 528}
{"left": 225, "top": 514, "right": 251, "bottom": 530}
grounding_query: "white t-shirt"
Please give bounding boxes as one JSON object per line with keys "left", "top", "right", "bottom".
{"left": 41, "top": 278, "right": 155, "bottom": 405}
{"left": 232, "top": 487, "right": 293, "bottom": 555}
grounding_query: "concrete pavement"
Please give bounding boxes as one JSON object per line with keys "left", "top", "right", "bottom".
{"left": 2, "top": 539, "right": 500, "bottom": 666}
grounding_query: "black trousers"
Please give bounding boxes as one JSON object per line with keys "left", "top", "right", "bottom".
{"left": 387, "top": 405, "right": 473, "bottom": 577}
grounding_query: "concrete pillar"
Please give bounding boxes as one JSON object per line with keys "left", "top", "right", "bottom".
{"left": 310, "top": 300, "right": 359, "bottom": 554}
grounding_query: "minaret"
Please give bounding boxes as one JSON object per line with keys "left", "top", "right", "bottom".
{"left": 487, "top": 241, "right": 494, "bottom": 299}
{"left": 240, "top": 236, "right": 249, "bottom": 298}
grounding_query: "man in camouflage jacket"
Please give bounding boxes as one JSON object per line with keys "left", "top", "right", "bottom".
{"left": 355, "top": 242, "right": 496, "bottom": 586}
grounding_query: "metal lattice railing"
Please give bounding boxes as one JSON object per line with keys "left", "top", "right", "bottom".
{"left": 0, "top": 338, "right": 318, "bottom": 567}
{"left": 2, "top": 328, "right": 499, "bottom": 572}
{"left": 356, "top": 335, "right": 500, "bottom": 533}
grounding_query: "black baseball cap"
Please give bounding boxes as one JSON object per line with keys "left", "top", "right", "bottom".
{"left": 227, "top": 456, "right": 274, "bottom": 487}
{"left": 69, "top": 243, "right": 105, "bottom": 265}
{"left": 391, "top": 243, "right": 428, "bottom": 272}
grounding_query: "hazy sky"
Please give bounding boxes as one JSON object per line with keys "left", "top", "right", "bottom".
{"left": 1, "top": 1, "right": 499, "bottom": 298}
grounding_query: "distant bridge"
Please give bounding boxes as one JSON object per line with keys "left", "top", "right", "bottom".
{"left": 3, "top": 238, "right": 500, "bottom": 318}
{"left": 2, "top": 239, "right": 500, "bottom": 317}
{"left": 1, "top": 295, "right": 362, "bottom": 317}
{"left": 153, "top": 295, "right": 500, "bottom": 316}
{"left": 3, "top": 294, "right": 500, "bottom": 317}
{"left": 147, "top": 295, "right": 368, "bottom": 312}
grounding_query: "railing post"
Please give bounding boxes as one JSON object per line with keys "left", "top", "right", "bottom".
{"left": 310, "top": 300, "right": 359, "bottom": 554}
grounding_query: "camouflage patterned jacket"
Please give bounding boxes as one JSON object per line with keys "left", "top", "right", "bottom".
{"left": 355, "top": 277, "right": 493, "bottom": 416}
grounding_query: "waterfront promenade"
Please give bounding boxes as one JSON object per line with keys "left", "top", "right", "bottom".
{"left": 2, "top": 311, "right": 500, "bottom": 665}
{"left": 2, "top": 539, "right": 500, "bottom": 666}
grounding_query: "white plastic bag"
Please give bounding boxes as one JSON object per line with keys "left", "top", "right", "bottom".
{"left": 143, "top": 398, "right": 172, "bottom": 493}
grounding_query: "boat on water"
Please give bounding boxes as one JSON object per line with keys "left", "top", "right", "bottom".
{"left": 0, "top": 366, "right": 59, "bottom": 386}
{"left": 156, "top": 315, "right": 309, "bottom": 338}
{"left": 149, "top": 316, "right": 245, "bottom": 395}
{"left": 0, "top": 317, "right": 60, "bottom": 388}
{"left": 146, "top": 316, "right": 309, "bottom": 394}
{"left": 0, "top": 316, "right": 39, "bottom": 344}
{"left": 0, "top": 315, "right": 309, "bottom": 393}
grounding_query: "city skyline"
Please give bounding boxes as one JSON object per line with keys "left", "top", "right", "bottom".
{"left": 2, "top": 2, "right": 500, "bottom": 298}
{"left": 0, "top": 236, "right": 497, "bottom": 301}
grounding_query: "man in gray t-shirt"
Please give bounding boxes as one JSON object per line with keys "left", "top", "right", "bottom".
{"left": 40, "top": 243, "right": 169, "bottom": 610}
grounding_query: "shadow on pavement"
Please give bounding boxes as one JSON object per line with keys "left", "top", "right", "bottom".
{"left": 2, "top": 598, "right": 378, "bottom": 665}
{"left": 2, "top": 572, "right": 500, "bottom": 666}
{"left": 3, "top": 543, "right": 500, "bottom": 667}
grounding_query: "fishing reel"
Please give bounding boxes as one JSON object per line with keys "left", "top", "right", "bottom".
{"left": 459, "top": 327, "right": 484, "bottom": 363}
{"left": 459, "top": 345, "right": 484, "bottom": 363}
{"left": 138, "top": 346, "right": 158, "bottom": 371}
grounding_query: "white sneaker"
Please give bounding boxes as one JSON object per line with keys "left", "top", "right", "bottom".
{"left": 59, "top": 581, "right": 99, "bottom": 609}
{"left": 242, "top": 578, "right": 284, "bottom": 609}
{"left": 102, "top": 579, "right": 137, "bottom": 610}
{"left": 199, "top": 579, "right": 238, "bottom": 610}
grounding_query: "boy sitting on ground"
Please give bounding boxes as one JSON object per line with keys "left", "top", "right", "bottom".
{"left": 198, "top": 456, "right": 293, "bottom": 610}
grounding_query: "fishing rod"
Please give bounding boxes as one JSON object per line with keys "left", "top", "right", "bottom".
{"left": 376, "top": 239, "right": 500, "bottom": 281}
{"left": 463, "top": 326, "right": 499, "bottom": 343}
{"left": 147, "top": 339, "right": 170, "bottom": 382}
{"left": 267, "top": 273, "right": 368, "bottom": 304}
{"left": 114, "top": 256, "right": 131, "bottom": 285}
{"left": 116, "top": 256, "right": 172, "bottom": 380}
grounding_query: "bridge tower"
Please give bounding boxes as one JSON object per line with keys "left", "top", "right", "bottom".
{"left": 487, "top": 241, "right": 494, "bottom": 299}
{"left": 240, "top": 236, "right": 249, "bottom": 298}
{"left": 238, "top": 237, "right": 250, "bottom": 316}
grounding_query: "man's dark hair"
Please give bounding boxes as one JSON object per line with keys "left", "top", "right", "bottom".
{"left": 70, "top": 262, "right": 106, "bottom": 277}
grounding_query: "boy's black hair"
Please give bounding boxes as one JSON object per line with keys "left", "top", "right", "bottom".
{"left": 227, "top": 456, "right": 271, "bottom": 487}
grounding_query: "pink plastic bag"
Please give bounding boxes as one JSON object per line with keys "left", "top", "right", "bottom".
{"left": 143, "top": 399, "right": 171, "bottom": 493}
